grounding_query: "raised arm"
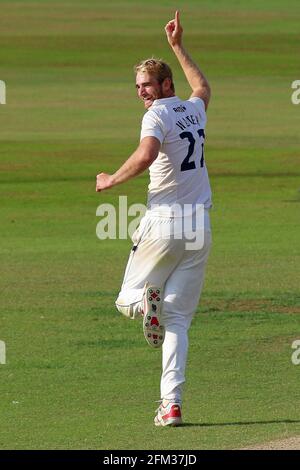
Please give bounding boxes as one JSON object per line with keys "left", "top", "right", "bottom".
{"left": 165, "top": 11, "right": 211, "bottom": 110}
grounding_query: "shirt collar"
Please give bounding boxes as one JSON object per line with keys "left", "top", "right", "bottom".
{"left": 151, "top": 96, "right": 181, "bottom": 107}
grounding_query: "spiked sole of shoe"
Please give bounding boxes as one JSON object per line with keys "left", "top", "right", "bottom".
{"left": 143, "top": 287, "right": 165, "bottom": 348}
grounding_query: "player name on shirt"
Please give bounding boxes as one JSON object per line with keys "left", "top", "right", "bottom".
{"left": 175, "top": 114, "right": 200, "bottom": 131}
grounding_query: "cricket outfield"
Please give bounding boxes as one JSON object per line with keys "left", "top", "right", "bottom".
{"left": 0, "top": 0, "right": 299, "bottom": 450}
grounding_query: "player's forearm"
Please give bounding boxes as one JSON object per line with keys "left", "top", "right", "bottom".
{"left": 111, "top": 137, "right": 160, "bottom": 187}
{"left": 96, "top": 137, "right": 160, "bottom": 192}
{"left": 172, "top": 44, "right": 211, "bottom": 96}
{"left": 111, "top": 150, "right": 152, "bottom": 186}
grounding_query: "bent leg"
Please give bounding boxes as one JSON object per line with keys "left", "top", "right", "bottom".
{"left": 116, "top": 217, "right": 185, "bottom": 319}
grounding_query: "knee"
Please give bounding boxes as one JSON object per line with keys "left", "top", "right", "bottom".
{"left": 162, "top": 309, "right": 194, "bottom": 331}
{"left": 115, "top": 297, "right": 140, "bottom": 320}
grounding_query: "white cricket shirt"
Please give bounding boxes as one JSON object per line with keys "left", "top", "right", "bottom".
{"left": 140, "top": 96, "right": 212, "bottom": 213}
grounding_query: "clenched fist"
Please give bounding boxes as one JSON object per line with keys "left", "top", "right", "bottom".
{"left": 96, "top": 173, "right": 113, "bottom": 192}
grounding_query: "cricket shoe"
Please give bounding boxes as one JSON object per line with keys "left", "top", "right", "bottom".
{"left": 154, "top": 400, "right": 183, "bottom": 427}
{"left": 142, "top": 286, "right": 165, "bottom": 348}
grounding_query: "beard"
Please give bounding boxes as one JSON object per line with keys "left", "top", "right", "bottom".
{"left": 155, "top": 84, "right": 164, "bottom": 100}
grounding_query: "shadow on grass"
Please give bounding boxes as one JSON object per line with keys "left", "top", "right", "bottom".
{"left": 182, "top": 419, "right": 300, "bottom": 428}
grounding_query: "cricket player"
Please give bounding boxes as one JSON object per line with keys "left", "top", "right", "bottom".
{"left": 96, "top": 11, "right": 212, "bottom": 427}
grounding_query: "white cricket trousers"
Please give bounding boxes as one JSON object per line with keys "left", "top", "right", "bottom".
{"left": 115, "top": 211, "right": 212, "bottom": 402}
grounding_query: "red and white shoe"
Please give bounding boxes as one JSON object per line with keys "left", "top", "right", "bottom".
{"left": 154, "top": 401, "right": 183, "bottom": 427}
{"left": 142, "top": 286, "right": 165, "bottom": 348}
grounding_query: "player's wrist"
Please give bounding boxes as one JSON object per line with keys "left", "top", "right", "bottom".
{"left": 109, "top": 174, "right": 117, "bottom": 187}
{"left": 171, "top": 42, "right": 184, "bottom": 53}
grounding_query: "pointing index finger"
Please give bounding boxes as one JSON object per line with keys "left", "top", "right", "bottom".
{"left": 175, "top": 10, "right": 180, "bottom": 26}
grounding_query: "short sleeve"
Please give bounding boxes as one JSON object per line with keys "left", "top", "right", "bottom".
{"left": 188, "top": 97, "right": 207, "bottom": 125}
{"left": 140, "top": 110, "right": 165, "bottom": 144}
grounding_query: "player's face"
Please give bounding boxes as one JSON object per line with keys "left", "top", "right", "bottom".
{"left": 135, "top": 72, "right": 164, "bottom": 109}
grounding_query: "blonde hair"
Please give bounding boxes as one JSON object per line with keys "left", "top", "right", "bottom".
{"left": 134, "top": 58, "right": 175, "bottom": 92}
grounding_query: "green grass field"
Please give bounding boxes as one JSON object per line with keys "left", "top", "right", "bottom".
{"left": 0, "top": 0, "right": 300, "bottom": 450}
